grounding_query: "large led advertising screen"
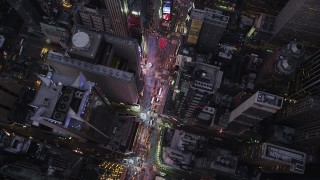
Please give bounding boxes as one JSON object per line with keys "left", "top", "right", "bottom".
{"left": 162, "top": 13, "right": 171, "bottom": 21}
{"left": 163, "top": 6, "right": 171, "bottom": 14}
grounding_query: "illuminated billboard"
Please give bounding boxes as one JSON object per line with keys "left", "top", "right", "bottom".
{"left": 162, "top": 14, "right": 171, "bottom": 21}
{"left": 161, "top": 21, "right": 170, "bottom": 27}
{"left": 163, "top": 6, "right": 171, "bottom": 14}
{"left": 187, "top": 19, "right": 203, "bottom": 44}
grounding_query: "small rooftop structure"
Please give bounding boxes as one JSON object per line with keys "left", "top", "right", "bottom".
{"left": 72, "top": 32, "right": 90, "bottom": 48}
{"left": 170, "top": 130, "right": 205, "bottom": 152}
{"left": 197, "top": 106, "right": 216, "bottom": 126}
{"left": 195, "top": 148, "right": 238, "bottom": 175}
{"left": 0, "top": 131, "right": 31, "bottom": 154}
{"left": 191, "top": 62, "right": 223, "bottom": 93}
{"left": 67, "top": 27, "right": 104, "bottom": 63}
{"left": 275, "top": 42, "right": 304, "bottom": 76}
{"left": 218, "top": 44, "right": 236, "bottom": 60}
{"left": 163, "top": 147, "right": 193, "bottom": 171}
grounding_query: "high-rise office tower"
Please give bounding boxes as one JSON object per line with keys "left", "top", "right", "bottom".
{"left": 269, "top": 0, "right": 320, "bottom": 53}
{"left": 47, "top": 26, "right": 141, "bottom": 104}
{"left": 104, "top": 0, "right": 129, "bottom": 37}
{"left": 288, "top": 50, "right": 320, "bottom": 101}
{"left": 29, "top": 71, "right": 139, "bottom": 154}
{"left": 0, "top": 77, "right": 22, "bottom": 123}
{"left": 0, "top": 77, "right": 23, "bottom": 124}
{"left": 186, "top": 8, "right": 229, "bottom": 53}
{"left": 226, "top": 91, "right": 283, "bottom": 137}
{"left": 6, "top": 0, "right": 42, "bottom": 27}
{"left": 173, "top": 60, "right": 223, "bottom": 127}
{"left": 256, "top": 42, "right": 304, "bottom": 94}
{"left": 275, "top": 97, "right": 320, "bottom": 146}
{"left": 241, "top": 143, "right": 306, "bottom": 174}
{"left": 197, "top": 11, "right": 229, "bottom": 53}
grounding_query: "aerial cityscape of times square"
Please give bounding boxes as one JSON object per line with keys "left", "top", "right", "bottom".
{"left": 0, "top": 0, "right": 320, "bottom": 179}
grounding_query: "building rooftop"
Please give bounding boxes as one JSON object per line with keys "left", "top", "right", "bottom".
{"left": 29, "top": 73, "right": 74, "bottom": 121}
{"left": 47, "top": 51, "right": 134, "bottom": 82}
{"left": 80, "top": 4, "right": 109, "bottom": 18}
{"left": 106, "top": 116, "right": 139, "bottom": 153}
{"left": 197, "top": 106, "right": 216, "bottom": 126}
{"left": 255, "top": 13, "right": 276, "bottom": 33}
{"left": 29, "top": 71, "right": 138, "bottom": 151}
{"left": 190, "top": 9, "right": 206, "bottom": 20}
{"left": 170, "top": 130, "right": 203, "bottom": 152}
{"left": 0, "top": 131, "right": 31, "bottom": 154}
{"left": 190, "top": 62, "right": 223, "bottom": 93}
{"left": 218, "top": 44, "right": 236, "bottom": 60}
{"left": 190, "top": 8, "right": 229, "bottom": 24}
{"left": 262, "top": 143, "right": 306, "bottom": 174}
{"left": 163, "top": 147, "right": 193, "bottom": 170}
{"left": 195, "top": 148, "right": 238, "bottom": 175}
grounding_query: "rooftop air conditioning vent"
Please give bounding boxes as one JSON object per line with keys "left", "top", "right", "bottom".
{"left": 64, "top": 87, "right": 74, "bottom": 95}
{"left": 58, "top": 102, "right": 69, "bottom": 112}
{"left": 62, "top": 95, "right": 70, "bottom": 102}
{"left": 52, "top": 111, "right": 66, "bottom": 122}
{"left": 75, "top": 91, "right": 84, "bottom": 99}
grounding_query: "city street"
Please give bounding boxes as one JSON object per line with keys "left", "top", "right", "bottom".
{"left": 134, "top": 0, "right": 184, "bottom": 177}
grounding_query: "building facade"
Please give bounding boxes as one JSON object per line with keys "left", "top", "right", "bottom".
{"left": 0, "top": 77, "right": 23, "bottom": 123}
{"left": 288, "top": 50, "right": 320, "bottom": 101}
{"left": 104, "top": 0, "right": 129, "bottom": 37}
{"left": 275, "top": 97, "right": 320, "bottom": 146}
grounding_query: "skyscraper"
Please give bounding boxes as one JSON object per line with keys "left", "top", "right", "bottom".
{"left": 241, "top": 143, "right": 306, "bottom": 174}
{"left": 269, "top": 0, "right": 320, "bottom": 53}
{"left": 104, "top": 0, "right": 129, "bottom": 37}
{"left": 173, "top": 59, "right": 223, "bottom": 127}
{"left": 29, "top": 71, "right": 139, "bottom": 154}
{"left": 0, "top": 77, "right": 22, "bottom": 124}
{"left": 275, "top": 97, "right": 320, "bottom": 146}
{"left": 6, "top": 0, "right": 42, "bottom": 27}
{"left": 197, "top": 11, "right": 229, "bottom": 53}
{"left": 226, "top": 91, "right": 283, "bottom": 137}
{"left": 47, "top": 26, "right": 141, "bottom": 104}
{"left": 186, "top": 8, "right": 229, "bottom": 53}
{"left": 288, "top": 50, "right": 320, "bottom": 100}
{"left": 256, "top": 42, "right": 304, "bottom": 95}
